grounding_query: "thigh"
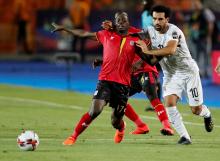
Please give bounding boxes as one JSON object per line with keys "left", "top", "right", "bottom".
{"left": 164, "top": 94, "right": 179, "bottom": 107}
{"left": 110, "top": 82, "right": 130, "bottom": 118}
{"left": 163, "top": 74, "right": 185, "bottom": 99}
{"left": 93, "top": 81, "right": 111, "bottom": 102}
{"left": 186, "top": 72, "right": 203, "bottom": 106}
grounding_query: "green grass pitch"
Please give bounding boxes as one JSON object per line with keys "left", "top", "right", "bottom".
{"left": 0, "top": 84, "right": 220, "bottom": 161}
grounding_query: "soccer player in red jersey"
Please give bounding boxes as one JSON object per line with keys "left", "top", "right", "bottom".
{"left": 101, "top": 21, "right": 174, "bottom": 135}
{"left": 128, "top": 58, "right": 173, "bottom": 135}
{"left": 52, "top": 12, "right": 150, "bottom": 145}
{"left": 93, "top": 56, "right": 174, "bottom": 135}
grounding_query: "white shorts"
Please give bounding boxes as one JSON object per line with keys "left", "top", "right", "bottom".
{"left": 162, "top": 72, "right": 203, "bottom": 106}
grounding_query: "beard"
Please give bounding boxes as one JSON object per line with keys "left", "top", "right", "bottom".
{"left": 116, "top": 28, "right": 128, "bottom": 35}
{"left": 154, "top": 25, "right": 162, "bottom": 31}
{"left": 119, "top": 29, "right": 126, "bottom": 34}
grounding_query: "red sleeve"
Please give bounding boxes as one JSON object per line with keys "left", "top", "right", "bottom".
{"left": 129, "top": 26, "right": 141, "bottom": 33}
{"left": 96, "top": 30, "right": 108, "bottom": 44}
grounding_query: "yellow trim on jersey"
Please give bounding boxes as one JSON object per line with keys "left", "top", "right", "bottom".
{"left": 95, "top": 32, "right": 100, "bottom": 43}
{"left": 119, "top": 38, "right": 126, "bottom": 55}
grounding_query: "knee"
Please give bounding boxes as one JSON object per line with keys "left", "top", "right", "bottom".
{"left": 144, "top": 88, "right": 157, "bottom": 101}
{"left": 165, "top": 101, "right": 176, "bottom": 107}
{"left": 148, "top": 95, "right": 157, "bottom": 101}
{"left": 164, "top": 96, "right": 178, "bottom": 107}
{"left": 88, "top": 109, "right": 102, "bottom": 119}
{"left": 89, "top": 100, "right": 106, "bottom": 119}
{"left": 191, "top": 105, "right": 202, "bottom": 115}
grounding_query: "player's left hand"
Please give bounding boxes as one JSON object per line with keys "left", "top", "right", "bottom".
{"left": 135, "top": 40, "right": 150, "bottom": 55}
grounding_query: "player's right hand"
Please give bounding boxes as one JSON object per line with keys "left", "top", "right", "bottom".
{"left": 135, "top": 40, "right": 150, "bottom": 55}
{"left": 51, "top": 22, "right": 65, "bottom": 33}
{"left": 101, "top": 20, "right": 113, "bottom": 30}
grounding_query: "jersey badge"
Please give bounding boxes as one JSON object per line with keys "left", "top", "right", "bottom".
{"left": 130, "top": 41, "right": 134, "bottom": 46}
{"left": 172, "top": 31, "right": 178, "bottom": 39}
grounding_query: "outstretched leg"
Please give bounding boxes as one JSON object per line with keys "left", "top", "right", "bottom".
{"left": 63, "top": 99, "right": 106, "bottom": 145}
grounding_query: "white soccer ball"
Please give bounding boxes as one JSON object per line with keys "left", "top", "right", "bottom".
{"left": 17, "top": 130, "right": 39, "bottom": 151}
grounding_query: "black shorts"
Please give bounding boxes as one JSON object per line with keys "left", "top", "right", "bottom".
{"left": 93, "top": 80, "right": 129, "bottom": 110}
{"left": 129, "top": 72, "right": 159, "bottom": 100}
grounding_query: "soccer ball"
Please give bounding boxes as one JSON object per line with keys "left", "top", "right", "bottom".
{"left": 17, "top": 130, "right": 39, "bottom": 151}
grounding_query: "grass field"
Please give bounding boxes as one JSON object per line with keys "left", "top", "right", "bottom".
{"left": 0, "top": 84, "right": 220, "bottom": 161}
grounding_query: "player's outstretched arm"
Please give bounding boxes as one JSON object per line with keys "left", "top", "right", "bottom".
{"left": 51, "top": 22, "right": 97, "bottom": 40}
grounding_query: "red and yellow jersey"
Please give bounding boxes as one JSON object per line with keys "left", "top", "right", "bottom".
{"left": 96, "top": 27, "right": 140, "bottom": 86}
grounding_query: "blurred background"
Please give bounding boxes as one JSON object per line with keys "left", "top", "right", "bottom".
{"left": 0, "top": 0, "right": 220, "bottom": 107}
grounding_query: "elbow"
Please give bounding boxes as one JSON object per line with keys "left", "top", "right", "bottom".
{"left": 78, "top": 34, "right": 86, "bottom": 38}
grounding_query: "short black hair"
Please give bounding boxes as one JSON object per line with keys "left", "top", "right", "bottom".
{"left": 115, "top": 11, "right": 128, "bottom": 19}
{"left": 150, "top": 5, "right": 171, "bottom": 18}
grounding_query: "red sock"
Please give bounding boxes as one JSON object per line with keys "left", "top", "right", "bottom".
{"left": 151, "top": 98, "right": 169, "bottom": 124}
{"left": 125, "top": 104, "right": 146, "bottom": 127}
{"left": 71, "top": 112, "right": 93, "bottom": 139}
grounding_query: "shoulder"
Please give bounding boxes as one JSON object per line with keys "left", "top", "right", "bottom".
{"left": 97, "top": 30, "right": 111, "bottom": 36}
{"left": 168, "top": 24, "right": 183, "bottom": 37}
{"left": 168, "top": 24, "right": 181, "bottom": 32}
{"left": 96, "top": 30, "right": 112, "bottom": 42}
{"left": 129, "top": 26, "right": 141, "bottom": 33}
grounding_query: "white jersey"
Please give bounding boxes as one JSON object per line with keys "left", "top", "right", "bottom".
{"left": 143, "top": 24, "right": 203, "bottom": 105}
{"left": 144, "top": 23, "right": 199, "bottom": 75}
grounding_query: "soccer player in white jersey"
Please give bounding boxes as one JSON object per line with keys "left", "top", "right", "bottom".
{"left": 136, "top": 5, "right": 213, "bottom": 145}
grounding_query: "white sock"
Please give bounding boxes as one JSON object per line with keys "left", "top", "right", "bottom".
{"left": 166, "top": 106, "right": 191, "bottom": 140}
{"left": 199, "top": 105, "right": 211, "bottom": 118}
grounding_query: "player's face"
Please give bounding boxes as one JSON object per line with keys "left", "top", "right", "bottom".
{"left": 152, "top": 12, "right": 169, "bottom": 32}
{"left": 115, "top": 14, "right": 129, "bottom": 35}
